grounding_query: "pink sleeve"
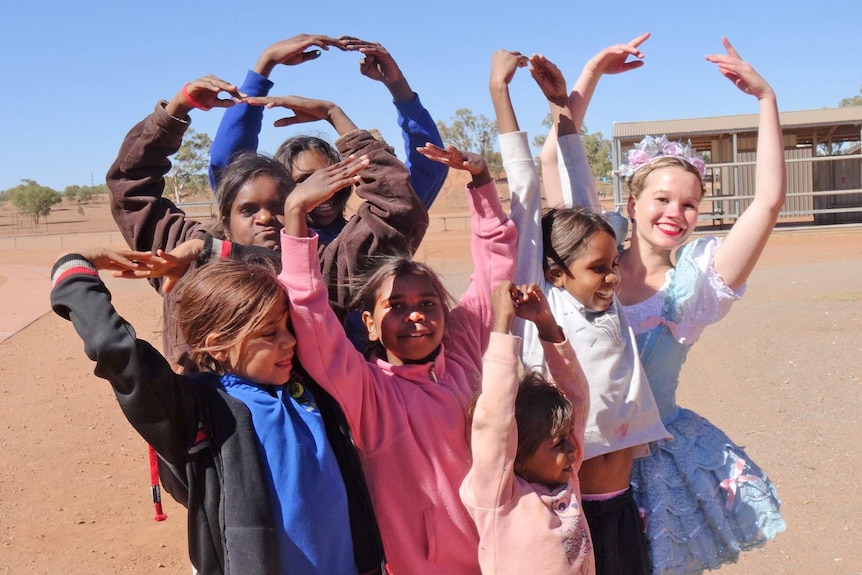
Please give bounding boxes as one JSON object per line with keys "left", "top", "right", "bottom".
{"left": 540, "top": 337, "right": 589, "bottom": 470}
{"left": 461, "top": 332, "right": 521, "bottom": 509}
{"left": 445, "top": 180, "right": 518, "bottom": 389}
{"left": 277, "top": 231, "right": 384, "bottom": 444}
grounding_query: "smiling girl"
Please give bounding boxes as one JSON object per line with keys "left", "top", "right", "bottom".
{"left": 495, "top": 48, "right": 667, "bottom": 575}
{"left": 278, "top": 144, "right": 516, "bottom": 574}
{"left": 460, "top": 281, "right": 593, "bottom": 574}
{"left": 51, "top": 252, "right": 357, "bottom": 574}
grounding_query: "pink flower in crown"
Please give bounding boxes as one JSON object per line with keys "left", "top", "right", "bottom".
{"left": 662, "top": 141, "right": 686, "bottom": 157}
{"left": 627, "top": 149, "right": 653, "bottom": 171}
{"left": 689, "top": 157, "right": 706, "bottom": 178}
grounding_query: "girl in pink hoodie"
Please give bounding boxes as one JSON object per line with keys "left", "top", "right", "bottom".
{"left": 460, "top": 281, "right": 594, "bottom": 574}
{"left": 278, "top": 145, "right": 517, "bottom": 574}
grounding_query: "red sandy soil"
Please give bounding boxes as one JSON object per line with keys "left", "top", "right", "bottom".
{"left": 1, "top": 189, "right": 861, "bottom": 573}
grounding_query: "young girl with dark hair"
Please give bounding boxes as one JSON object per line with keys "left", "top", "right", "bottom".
{"left": 493, "top": 48, "right": 667, "bottom": 575}
{"left": 51, "top": 251, "right": 359, "bottom": 574}
{"left": 277, "top": 144, "right": 516, "bottom": 573}
{"left": 460, "top": 280, "right": 593, "bottom": 574}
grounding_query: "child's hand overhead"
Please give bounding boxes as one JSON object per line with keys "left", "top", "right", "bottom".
{"left": 491, "top": 281, "right": 518, "bottom": 334}
{"left": 339, "top": 37, "right": 405, "bottom": 86}
{"left": 512, "top": 283, "right": 564, "bottom": 344}
{"left": 244, "top": 95, "right": 358, "bottom": 135}
{"left": 490, "top": 50, "right": 528, "bottom": 87}
{"left": 282, "top": 154, "right": 370, "bottom": 236}
{"left": 529, "top": 54, "right": 568, "bottom": 105}
{"left": 583, "top": 32, "right": 650, "bottom": 78}
{"left": 244, "top": 95, "right": 336, "bottom": 127}
{"left": 417, "top": 143, "right": 487, "bottom": 176}
{"left": 167, "top": 75, "right": 243, "bottom": 117}
{"left": 706, "top": 37, "right": 775, "bottom": 100}
{"left": 258, "top": 34, "right": 338, "bottom": 72}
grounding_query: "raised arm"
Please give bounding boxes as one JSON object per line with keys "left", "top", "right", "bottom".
{"left": 323, "top": 127, "right": 428, "bottom": 314}
{"left": 540, "top": 34, "right": 649, "bottom": 208}
{"left": 339, "top": 37, "right": 448, "bottom": 207}
{"left": 707, "top": 38, "right": 786, "bottom": 290}
{"left": 462, "top": 281, "right": 522, "bottom": 508}
{"left": 208, "top": 34, "right": 339, "bottom": 189}
{"left": 418, "top": 143, "right": 517, "bottom": 366}
{"left": 107, "top": 76, "right": 239, "bottom": 292}
{"left": 488, "top": 50, "right": 542, "bottom": 298}
{"left": 514, "top": 283, "right": 589, "bottom": 464}
{"left": 50, "top": 253, "right": 201, "bottom": 464}
{"left": 244, "top": 95, "right": 359, "bottom": 136}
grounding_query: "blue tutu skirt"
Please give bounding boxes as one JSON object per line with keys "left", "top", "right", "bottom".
{"left": 631, "top": 408, "right": 786, "bottom": 574}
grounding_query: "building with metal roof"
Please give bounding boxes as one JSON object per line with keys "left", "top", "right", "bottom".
{"left": 611, "top": 106, "right": 862, "bottom": 226}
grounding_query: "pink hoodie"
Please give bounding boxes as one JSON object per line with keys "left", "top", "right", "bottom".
{"left": 279, "top": 181, "right": 517, "bottom": 574}
{"left": 460, "top": 332, "right": 595, "bottom": 574}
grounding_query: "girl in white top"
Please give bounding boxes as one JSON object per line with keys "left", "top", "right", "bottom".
{"left": 491, "top": 48, "right": 667, "bottom": 575}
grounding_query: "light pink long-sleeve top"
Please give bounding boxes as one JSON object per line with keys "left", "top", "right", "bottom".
{"left": 460, "top": 331, "right": 595, "bottom": 575}
{"left": 279, "top": 180, "right": 517, "bottom": 575}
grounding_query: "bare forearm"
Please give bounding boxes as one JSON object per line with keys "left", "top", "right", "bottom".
{"left": 385, "top": 76, "right": 414, "bottom": 104}
{"left": 327, "top": 106, "right": 359, "bottom": 136}
{"left": 490, "top": 81, "right": 519, "bottom": 134}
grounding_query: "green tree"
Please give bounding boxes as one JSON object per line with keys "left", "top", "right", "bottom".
{"left": 582, "top": 125, "right": 613, "bottom": 180}
{"left": 5, "top": 179, "right": 62, "bottom": 224}
{"left": 168, "top": 129, "right": 213, "bottom": 203}
{"left": 839, "top": 83, "right": 862, "bottom": 107}
{"left": 819, "top": 84, "right": 862, "bottom": 155}
{"left": 531, "top": 113, "right": 613, "bottom": 179}
{"left": 64, "top": 184, "right": 106, "bottom": 215}
{"left": 436, "top": 109, "right": 503, "bottom": 179}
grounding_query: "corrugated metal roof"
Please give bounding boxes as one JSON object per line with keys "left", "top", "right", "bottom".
{"left": 613, "top": 106, "right": 862, "bottom": 139}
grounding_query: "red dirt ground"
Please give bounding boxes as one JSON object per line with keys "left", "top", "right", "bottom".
{"left": 1, "top": 192, "right": 861, "bottom": 573}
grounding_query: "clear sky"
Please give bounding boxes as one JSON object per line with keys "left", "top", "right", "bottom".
{"left": 1, "top": 0, "right": 860, "bottom": 192}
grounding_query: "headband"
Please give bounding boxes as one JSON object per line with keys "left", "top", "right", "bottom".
{"left": 618, "top": 135, "right": 706, "bottom": 180}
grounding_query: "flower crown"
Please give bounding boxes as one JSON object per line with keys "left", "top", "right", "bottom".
{"left": 618, "top": 135, "right": 706, "bottom": 180}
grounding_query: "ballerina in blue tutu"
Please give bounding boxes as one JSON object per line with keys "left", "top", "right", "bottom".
{"left": 541, "top": 36, "right": 787, "bottom": 574}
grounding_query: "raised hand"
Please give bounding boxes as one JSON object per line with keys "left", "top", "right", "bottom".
{"left": 167, "top": 75, "right": 243, "bottom": 117}
{"left": 416, "top": 143, "right": 487, "bottom": 176}
{"left": 338, "top": 36, "right": 414, "bottom": 103}
{"left": 255, "top": 34, "right": 340, "bottom": 76}
{"left": 245, "top": 95, "right": 334, "bottom": 125}
{"left": 284, "top": 155, "right": 369, "bottom": 220}
{"left": 584, "top": 32, "right": 650, "bottom": 78}
{"left": 511, "top": 283, "right": 562, "bottom": 343}
{"left": 490, "top": 49, "right": 528, "bottom": 87}
{"left": 706, "top": 37, "right": 775, "bottom": 100}
{"left": 529, "top": 54, "right": 568, "bottom": 105}
{"left": 108, "top": 241, "right": 200, "bottom": 292}
{"left": 74, "top": 248, "right": 165, "bottom": 273}
{"left": 491, "top": 281, "right": 518, "bottom": 334}
{"left": 339, "top": 37, "right": 404, "bottom": 84}
{"left": 244, "top": 95, "right": 357, "bottom": 135}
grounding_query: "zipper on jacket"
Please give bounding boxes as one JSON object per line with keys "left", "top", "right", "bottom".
{"left": 428, "top": 364, "right": 438, "bottom": 384}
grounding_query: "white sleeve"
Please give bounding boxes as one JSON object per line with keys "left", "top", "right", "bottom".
{"left": 500, "top": 131, "right": 542, "bottom": 339}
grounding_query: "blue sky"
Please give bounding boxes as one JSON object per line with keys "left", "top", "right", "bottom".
{"left": 1, "top": 0, "right": 860, "bottom": 192}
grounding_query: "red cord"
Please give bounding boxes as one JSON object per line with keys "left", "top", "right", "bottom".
{"left": 148, "top": 445, "right": 168, "bottom": 521}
